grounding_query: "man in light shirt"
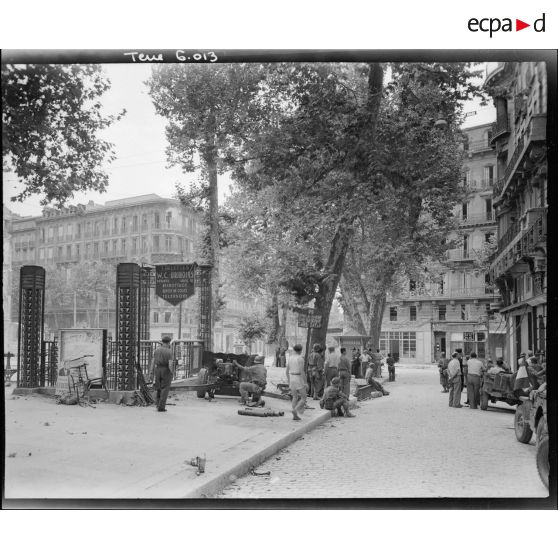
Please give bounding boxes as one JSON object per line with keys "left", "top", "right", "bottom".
{"left": 286, "top": 344, "right": 307, "bottom": 421}
{"left": 465, "top": 352, "right": 485, "bottom": 409}
{"left": 447, "top": 352, "right": 463, "bottom": 408}
{"left": 324, "top": 346, "right": 340, "bottom": 387}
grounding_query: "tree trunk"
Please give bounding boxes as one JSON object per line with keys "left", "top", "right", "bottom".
{"left": 277, "top": 303, "right": 288, "bottom": 348}
{"left": 367, "top": 292, "right": 387, "bottom": 350}
{"left": 310, "top": 223, "right": 352, "bottom": 349}
{"left": 338, "top": 277, "right": 368, "bottom": 335}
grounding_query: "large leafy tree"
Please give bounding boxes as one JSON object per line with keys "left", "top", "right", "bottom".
{"left": 338, "top": 63, "right": 483, "bottom": 348}
{"left": 226, "top": 62, "right": 385, "bottom": 350}
{"left": 146, "top": 64, "right": 267, "bottom": 341}
{"left": 2, "top": 64, "right": 122, "bottom": 207}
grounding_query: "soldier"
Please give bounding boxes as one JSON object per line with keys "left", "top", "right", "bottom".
{"left": 338, "top": 347, "right": 352, "bottom": 397}
{"left": 437, "top": 351, "right": 449, "bottom": 393}
{"left": 149, "top": 335, "right": 175, "bottom": 412}
{"left": 351, "top": 347, "right": 361, "bottom": 378}
{"left": 307, "top": 343, "right": 325, "bottom": 400}
{"left": 466, "top": 352, "right": 485, "bottom": 409}
{"left": 386, "top": 353, "right": 396, "bottom": 382}
{"left": 286, "top": 344, "right": 307, "bottom": 421}
{"left": 233, "top": 355, "right": 267, "bottom": 405}
{"left": 324, "top": 346, "right": 340, "bottom": 387}
{"left": 447, "top": 352, "right": 463, "bottom": 408}
{"left": 320, "top": 377, "right": 355, "bottom": 418}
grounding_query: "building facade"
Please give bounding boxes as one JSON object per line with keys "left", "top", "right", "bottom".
{"left": 378, "top": 122, "right": 505, "bottom": 364}
{"left": 6, "top": 194, "right": 267, "bottom": 354}
{"left": 485, "top": 61, "right": 547, "bottom": 366}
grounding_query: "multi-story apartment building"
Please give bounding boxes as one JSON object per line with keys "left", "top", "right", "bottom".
{"left": 3, "top": 206, "right": 19, "bottom": 354}
{"left": 378, "top": 122, "right": 505, "bottom": 363}
{"left": 485, "top": 61, "right": 547, "bottom": 366}
{"left": 6, "top": 194, "right": 266, "bottom": 353}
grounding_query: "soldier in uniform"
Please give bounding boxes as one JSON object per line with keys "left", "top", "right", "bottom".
{"left": 386, "top": 353, "right": 396, "bottom": 382}
{"left": 324, "top": 346, "right": 340, "bottom": 387}
{"left": 437, "top": 351, "right": 449, "bottom": 392}
{"left": 320, "top": 377, "right": 355, "bottom": 418}
{"left": 338, "top": 347, "right": 352, "bottom": 397}
{"left": 307, "top": 343, "right": 325, "bottom": 400}
{"left": 149, "top": 335, "right": 175, "bottom": 412}
{"left": 233, "top": 355, "right": 267, "bottom": 405}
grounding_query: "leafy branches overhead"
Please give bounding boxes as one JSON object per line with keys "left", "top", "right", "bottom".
{"left": 2, "top": 64, "right": 123, "bottom": 207}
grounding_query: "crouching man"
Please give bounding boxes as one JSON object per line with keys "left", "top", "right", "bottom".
{"left": 320, "top": 377, "right": 355, "bottom": 418}
{"left": 234, "top": 355, "right": 267, "bottom": 406}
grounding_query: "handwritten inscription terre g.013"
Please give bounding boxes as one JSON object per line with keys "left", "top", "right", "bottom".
{"left": 123, "top": 50, "right": 218, "bottom": 63}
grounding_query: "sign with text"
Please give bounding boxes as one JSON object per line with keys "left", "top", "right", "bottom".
{"left": 155, "top": 264, "right": 197, "bottom": 306}
{"left": 295, "top": 308, "right": 323, "bottom": 329}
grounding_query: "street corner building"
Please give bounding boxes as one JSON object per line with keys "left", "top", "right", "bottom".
{"left": 484, "top": 62, "right": 547, "bottom": 366}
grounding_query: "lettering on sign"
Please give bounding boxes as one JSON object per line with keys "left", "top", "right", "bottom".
{"left": 296, "top": 310, "right": 323, "bottom": 329}
{"left": 155, "top": 264, "right": 197, "bottom": 306}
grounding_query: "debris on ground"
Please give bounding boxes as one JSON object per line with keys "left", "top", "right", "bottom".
{"left": 8, "top": 453, "right": 16, "bottom": 458}
{"left": 44, "top": 422, "right": 50, "bottom": 426}
{"left": 250, "top": 468, "right": 271, "bottom": 476}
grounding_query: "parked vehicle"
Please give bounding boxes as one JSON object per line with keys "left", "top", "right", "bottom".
{"left": 514, "top": 381, "right": 548, "bottom": 488}
{"left": 480, "top": 368, "right": 519, "bottom": 410}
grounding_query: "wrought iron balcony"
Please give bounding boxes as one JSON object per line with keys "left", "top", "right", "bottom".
{"left": 466, "top": 140, "right": 493, "bottom": 154}
{"left": 459, "top": 212, "right": 496, "bottom": 226}
{"left": 388, "top": 286, "right": 498, "bottom": 301}
{"left": 490, "top": 119, "right": 510, "bottom": 145}
{"left": 446, "top": 249, "right": 474, "bottom": 261}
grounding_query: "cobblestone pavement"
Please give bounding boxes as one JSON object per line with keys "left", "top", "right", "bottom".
{"left": 217, "top": 366, "right": 549, "bottom": 498}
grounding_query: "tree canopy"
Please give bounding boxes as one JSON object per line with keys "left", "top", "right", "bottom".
{"left": 2, "top": 64, "right": 122, "bottom": 207}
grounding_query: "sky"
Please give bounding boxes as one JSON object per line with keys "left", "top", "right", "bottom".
{"left": 3, "top": 62, "right": 495, "bottom": 218}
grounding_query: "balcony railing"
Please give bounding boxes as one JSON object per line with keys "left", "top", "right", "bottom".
{"left": 389, "top": 287, "right": 498, "bottom": 301}
{"left": 497, "top": 113, "right": 546, "bottom": 200}
{"left": 497, "top": 220, "right": 521, "bottom": 251}
{"left": 491, "top": 210, "right": 547, "bottom": 278}
{"left": 467, "top": 140, "right": 493, "bottom": 154}
{"left": 446, "top": 249, "right": 474, "bottom": 261}
{"left": 460, "top": 212, "right": 496, "bottom": 226}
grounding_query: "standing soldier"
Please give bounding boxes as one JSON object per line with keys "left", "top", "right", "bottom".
{"left": 286, "top": 344, "right": 307, "bottom": 421}
{"left": 465, "top": 352, "right": 485, "bottom": 409}
{"left": 351, "top": 347, "right": 361, "bottom": 378}
{"left": 324, "top": 346, "right": 340, "bottom": 387}
{"left": 447, "top": 352, "right": 463, "bottom": 408}
{"left": 437, "top": 351, "right": 449, "bottom": 393}
{"left": 307, "top": 343, "right": 325, "bottom": 400}
{"left": 338, "top": 347, "right": 352, "bottom": 398}
{"left": 386, "top": 353, "right": 396, "bottom": 382}
{"left": 149, "top": 335, "right": 175, "bottom": 412}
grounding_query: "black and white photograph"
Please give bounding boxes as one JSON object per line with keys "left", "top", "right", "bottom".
{"left": 3, "top": 48, "right": 555, "bottom": 508}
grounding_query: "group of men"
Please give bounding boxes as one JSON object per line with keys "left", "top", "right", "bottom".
{"left": 352, "top": 347, "right": 395, "bottom": 381}
{"left": 286, "top": 344, "right": 356, "bottom": 420}
{"left": 437, "top": 348, "right": 544, "bottom": 410}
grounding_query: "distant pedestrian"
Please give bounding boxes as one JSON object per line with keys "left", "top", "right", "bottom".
{"left": 279, "top": 347, "right": 287, "bottom": 368}
{"left": 307, "top": 343, "right": 325, "bottom": 400}
{"left": 149, "top": 335, "right": 175, "bottom": 412}
{"left": 359, "top": 349, "right": 371, "bottom": 379}
{"left": 447, "top": 352, "right": 462, "bottom": 408}
{"left": 275, "top": 347, "right": 281, "bottom": 367}
{"left": 324, "top": 346, "right": 340, "bottom": 387}
{"left": 338, "top": 347, "right": 352, "bottom": 397}
{"left": 286, "top": 344, "right": 307, "bottom": 421}
{"left": 371, "top": 349, "right": 383, "bottom": 377}
{"left": 320, "top": 377, "right": 355, "bottom": 418}
{"left": 351, "top": 347, "right": 361, "bottom": 378}
{"left": 437, "top": 352, "right": 449, "bottom": 392}
{"left": 386, "top": 353, "right": 396, "bottom": 382}
{"left": 466, "top": 352, "right": 485, "bottom": 409}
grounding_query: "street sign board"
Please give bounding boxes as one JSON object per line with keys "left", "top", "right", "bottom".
{"left": 295, "top": 308, "right": 323, "bottom": 329}
{"left": 155, "top": 264, "right": 197, "bottom": 306}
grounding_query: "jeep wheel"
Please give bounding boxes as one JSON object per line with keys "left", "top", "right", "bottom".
{"left": 536, "top": 434, "right": 549, "bottom": 490}
{"left": 480, "top": 391, "right": 489, "bottom": 411}
{"left": 536, "top": 419, "right": 547, "bottom": 447}
{"left": 197, "top": 368, "right": 208, "bottom": 399}
{"left": 514, "top": 404, "right": 533, "bottom": 444}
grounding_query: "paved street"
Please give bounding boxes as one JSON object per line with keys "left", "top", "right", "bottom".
{"left": 218, "top": 365, "right": 548, "bottom": 498}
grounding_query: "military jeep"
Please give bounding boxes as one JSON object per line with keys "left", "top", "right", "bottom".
{"left": 480, "top": 368, "right": 519, "bottom": 410}
{"left": 514, "top": 383, "right": 548, "bottom": 489}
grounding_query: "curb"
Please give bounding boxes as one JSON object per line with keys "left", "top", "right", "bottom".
{"left": 183, "top": 377, "right": 392, "bottom": 498}
{"left": 182, "top": 409, "right": 333, "bottom": 498}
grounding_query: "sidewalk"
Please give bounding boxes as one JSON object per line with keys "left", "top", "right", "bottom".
{"left": 4, "top": 368, "right": 386, "bottom": 500}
